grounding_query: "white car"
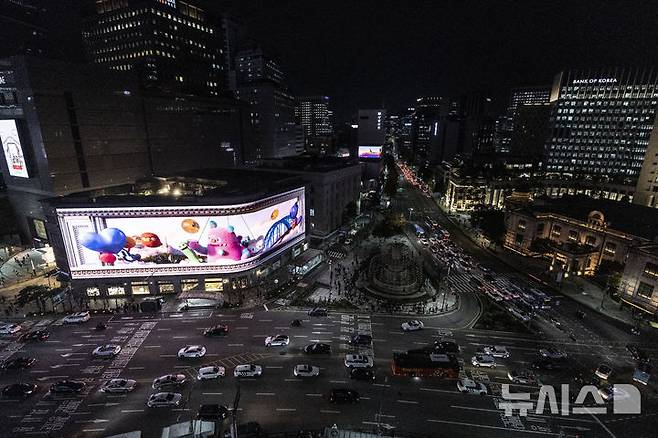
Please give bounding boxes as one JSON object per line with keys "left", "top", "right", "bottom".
{"left": 344, "top": 354, "right": 374, "bottom": 369}
{"left": 293, "top": 364, "right": 320, "bottom": 378}
{"left": 0, "top": 323, "right": 22, "bottom": 334}
{"left": 100, "top": 378, "right": 137, "bottom": 393}
{"left": 457, "top": 378, "right": 488, "bottom": 395}
{"left": 265, "top": 334, "right": 290, "bottom": 347}
{"left": 234, "top": 364, "right": 263, "bottom": 378}
{"left": 63, "top": 311, "right": 91, "bottom": 324}
{"left": 177, "top": 345, "right": 206, "bottom": 358}
{"left": 419, "top": 238, "right": 429, "bottom": 245}
{"left": 508, "top": 370, "right": 537, "bottom": 385}
{"left": 401, "top": 320, "right": 424, "bottom": 331}
{"left": 92, "top": 344, "right": 121, "bottom": 358}
{"left": 471, "top": 354, "right": 496, "bottom": 368}
{"left": 147, "top": 392, "right": 182, "bottom": 408}
{"left": 483, "top": 346, "right": 510, "bottom": 358}
{"left": 152, "top": 374, "right": 186, "bottom": 389}
{"left": 197, "top": 365, "right": 226, "bottom": 380}
{"left": 595, "top": 363, "right": 613, "bottom": 380}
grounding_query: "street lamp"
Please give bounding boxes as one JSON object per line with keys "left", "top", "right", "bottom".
{"left": 408, "top": 207, "right": 413, "bottom": 221}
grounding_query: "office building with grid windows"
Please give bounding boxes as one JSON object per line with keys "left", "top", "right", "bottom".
{"left": 543, "top": 68, "right": 658, "bottom": 199}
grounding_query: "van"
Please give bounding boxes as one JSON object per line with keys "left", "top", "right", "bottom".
{"left": 63, "top": 311, "right": 91, "bottom": 324}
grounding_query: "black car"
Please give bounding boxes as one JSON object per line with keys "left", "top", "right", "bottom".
{"left": 49, "top": 380, "right": 86, "bottom": 394}
{"left": 433, "top": 340, "right": 460, "bottom": 354}
{"left": 330, "top": 388, "right": 359, "bottom": 403}
{"left": 308, "top": 307, "right": 328, "bottom": 317}
{"left": 204, "top": 325, "right": 229, "bottom": 337}
{"left": 626, "top": 344, "right": 649, "bottom": 363}
{"left": 304, "top": 343, "right": 331, "bottom": 354}
{"left": 2, "top": 383, "right": 37, "bottom": 398}
{"left": 197, "top": 404, "right": 229, "bottom": 421}
{"left": 1, "top": 357, "right": 36, "bottom": 370}
{"left": 19, "top": 330, "right": 49, "bottom": 342}
{"left": 350, "top": 368, "right": 375, "bottom": 381}
{"left": 349, "top": 334, "right": 372, "bottom": 345}
{"left": 530, "top": 359, "right": 564, "bottom": 371}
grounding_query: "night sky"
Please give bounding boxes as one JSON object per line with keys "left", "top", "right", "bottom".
{"left": 214, "top": 0, "right": 658, "bottom": 121}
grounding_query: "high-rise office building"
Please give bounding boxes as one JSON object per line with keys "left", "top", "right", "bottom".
{"left": 544, "top": 68, "right": 658, "bottom": 191}
{"left": 296, "top": 96, "right": 333, "bottom": 154}
{"left": 83, "top": 0, "right": 225, "bottom": 96}
{"left": 357, "top": 109, "right": 386, "bottom": 146}
{"left": 0, "top": 0, "right": 48, "bottom": 58}
{"left": 411, "top": 98, "right": 443, "bottom": 166}
{"left": 235, "top": 46, "right": 298, "bottom": 161}
{"left": 495, "top": 86, "right": 551, "bottom": 154}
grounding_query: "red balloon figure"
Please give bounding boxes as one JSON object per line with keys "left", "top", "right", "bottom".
{"left": 99, "top": 252, "right": 116, "bottom": 266}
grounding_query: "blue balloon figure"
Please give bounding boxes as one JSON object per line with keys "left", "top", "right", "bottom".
{"left": 289, "top": 203, "right": 298, "bottom": 219}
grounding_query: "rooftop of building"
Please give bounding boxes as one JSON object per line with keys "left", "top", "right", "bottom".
{"left": 44, "top": 168, "right": 303, "bottom": 208}
{"left": 522, "top": 195, "right": 658, "bottom": 242}
{"left": 637, "top": 244, "right": 658, "bottom": 258}
{"left": 257, "top": 155, "right": 361, "bottom": 173}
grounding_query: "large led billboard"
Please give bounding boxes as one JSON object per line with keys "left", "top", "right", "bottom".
{"left": 57, "top": 188, "right": 305, "bottom": 279}
{"left": 0, "top": 119, "right": 29, "bottom": 178}
{"left": 358, "top": 145, "right": 382, "bottom": 159}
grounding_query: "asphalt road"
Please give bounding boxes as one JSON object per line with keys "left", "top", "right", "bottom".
{"left": 2, "top": 304, "right": 654, "bottom": 438}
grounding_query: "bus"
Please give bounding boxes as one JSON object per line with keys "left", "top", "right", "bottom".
{"left": 391, "top": 352, "right": 460, "bottom": 378}
{"left": 413, "top": 223, "right": 426, "bottom": 237}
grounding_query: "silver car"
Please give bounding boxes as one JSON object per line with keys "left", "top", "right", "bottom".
{"left": 152, "top": 374, "right": 186, "bottom": 389}
{"left": 100, "top": 378, "right": 137, "bottom": 393}
{"left": 293, "top": 364, "right": 320, "bottom": 378}
{"left": 92, "top": 344, "right": 121, "bottom": 358}
{"left": 147, "top": 392, "right": 182, "bottom": 408}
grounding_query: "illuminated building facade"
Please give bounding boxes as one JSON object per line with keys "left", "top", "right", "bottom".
{"left": 84, "top": 0, "right": 224, "bottom": 96}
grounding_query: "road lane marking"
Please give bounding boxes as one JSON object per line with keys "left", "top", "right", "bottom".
{"left": 426, "top": 419, "right": 555, "bottom": 435}
{"left": 234, "top": 327, "right": 248, "bottom": 330}
{"left": 143, "top": 345, "right": 161, "bottom": 348}
{"left": 256, "top": 392, "right": 275, "bottom": 396}
{"left": 293, "top": 335, "right": 308, "bottom": 338}
{"left": 276, "top": 408, "right": 296, "bottom": 412}
{"left": 320, "top": 410, "right": 341, "bottom": 414}
{"left": 285, "top": 378, "right": 302, "bottom": 382}
{"left": 228, "top": 344, "right": 244, "bottom": 347}
{"left": 329, "top": 380, "right": 346, "bottom": 384}
{"left": 82, "top": 429, "right": 106, "bottom": 432}
{"left": 397, "top": 400, "right": 419, "bottom": 404}
{"left": 420, "top": 387, "right": 456, "bottom": 394}
{"left": 121, "top": 409, "right": 144, "bottom": 413}
{"left": 128, "top": 367, "right": 145, "bottom": 370}
{"left": 306, "top": 393, "right": 323, "bottom": 397}
{"left": 160, "top": 354, "right": 176, "bottom": 357}
{"left": 265, "top": 366, "right": 283, "bottom": 369}
{"left": 258, "top": 319, "right": 272, "bottom": 322}
{"left": 202, "top": 392, "right": 223, "bottom": 395}
{"left": 373, "top": 383, "right": 390, "bottom": 387}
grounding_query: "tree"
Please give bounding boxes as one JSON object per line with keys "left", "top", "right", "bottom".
{"left": 371, "top": 212, "right": 404, "bottom": 238}
{"left": 470, "top": 209, "right": 506, "bottom": 246}
{"left": 17, "top": 285, "right": 52, "bottom": 313}
{"left": 596, "top": 260, "right": 624, "bottom": 293}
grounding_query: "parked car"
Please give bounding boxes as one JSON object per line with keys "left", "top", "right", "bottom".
{"left": 197, "top": 404, "right": 229, "bottom": 421}
{"left": 344, "top": 354, "right": 374, "bottom": 369}
{"left": 177, "top": 345, "right": 206, "bottom": 358}
{"left": 2, "top": 382, "right": 37, "bottom": 398}
{"left": 539, "top": 347, "right": 567, "bottom": 360}
{"left": 457, "top": 378, "right": 487, "bottom": 395}
{"left": 308, "top": 307, "right": 328, "bottom": 317}
{"left": 598, "top": 384, "right": 616, "bottom": 402}
{"left": 92, "top": 344, "right": 121, "bottom": 358}
{"left": 0, "top": 323, "right": 22, "bottom": 334}
{"left": 50, "top": 380, "right": 85, "bottom": 394}
{"left": 63, "top": 311, "right": 91, "bottom": 324}
{"left": 471, "top": 354, "right": 496, "bottom": 368}
{"left": 265, "top": 334, "right": 290, "bottom": 347}
{"left": 1, "top": 357, "right": 36, "bottom": 370}
{"left": 293, "top": 364, "right": 320, "bottom": 378}
{"left": 100, "top": 379, "right": 137, "bottom": 393}
{"left": 197, "top": 366, "right": 226, "bottom": 380}
{"left": 350, "top": 368, "right": 376, "bottom": 381}
{"left": 483, "top": 346, "right": 510, "bottom": 358}
{"left": 304, "top": 343, "right": 332, "bottom": 355}
{"left": 401, "top": 320, "right": 424, "bottom": 331}
{"left": 234, "top": 364, "right": 263, "bottom": 378}
{"left": 203, "top": 325, "right": 229, "bottom": 337}
{"left": 633, "top": 362, "right": 652, "bottom": 386}
{"left": 152, "top": 374, "right": 186, "bottom": 389}
{"left": 349, "top": 334, "right": 373, "bottom": 345}
{"left": 147, "top": 392, "right": 182, "bottom": 408}
{"left": 329, "top": 388, "right": 359, "bottom": 404}
{"left": 19, "top": 330, "right": 49, "bottom": 342}
{"left": 595, "top": 363, "right": 613, "bottom": 380}
{"left": 508, "top": 370, "right": 537, "bottom": 385}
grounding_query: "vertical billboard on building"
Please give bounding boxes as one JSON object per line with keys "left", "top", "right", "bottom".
{"left": 0, "top": 119, "right": 29, "bottom": 178}
{"left": 57, "top": 188, "right": 306, "bottom": 279}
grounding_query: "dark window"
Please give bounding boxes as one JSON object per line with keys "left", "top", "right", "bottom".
{"left": 536, "top": 223, "right": 545, "bottom": 234}
{"left": 585, "top": 235, "right": 596, "bottom": 246}
{"left": 568, "top": 230, "right": 578, "bottom": 241}
{"left": 644, "top": 262, "right": 658, "bottom": 280}
{"left": 603, "top": 242, "right": 616, "bottom": 255}
{"left": 515, "top": 233, "right": 524, "bottom": 245}
{"left": 637, "top": 282, "right": 654, "bottom": 299}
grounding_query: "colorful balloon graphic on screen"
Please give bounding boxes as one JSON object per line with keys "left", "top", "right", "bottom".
{"left": 181, "top": 218, "right": 200, "bottom": 233}
{"left": 79, "top": 228, "right": 127, "bottom": 254}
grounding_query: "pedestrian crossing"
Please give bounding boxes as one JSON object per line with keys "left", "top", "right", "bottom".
{"left": 327, "top": 250, "right": 345, "bottom": 260}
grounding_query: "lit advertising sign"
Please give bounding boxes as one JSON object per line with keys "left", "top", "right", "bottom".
{"left": 0, "top": 119, "right": 29, "bottom": 178}
{"left": 358, "top": 145, "right": 382, "bottom": 159}
{"left": 572, "top": 78, "right": 618, "bottom": 85}
{"left": 57, "top": 188, "right": 305, "bottom": 279}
